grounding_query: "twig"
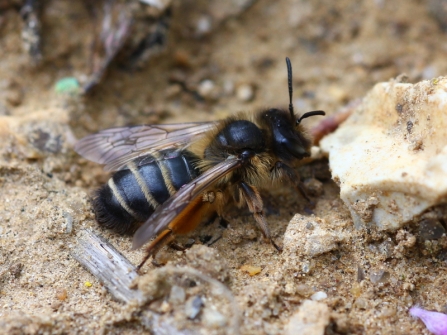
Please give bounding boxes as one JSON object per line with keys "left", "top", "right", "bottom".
{"left": 70, "top": 229, "right": 144, "bottom": 304}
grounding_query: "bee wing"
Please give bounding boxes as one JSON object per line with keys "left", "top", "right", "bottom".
{"left": 132, "top": 156, "right": 243, "bottom": 250}
{"left": 74, "top": 122, "right": 216, "bottom": 172}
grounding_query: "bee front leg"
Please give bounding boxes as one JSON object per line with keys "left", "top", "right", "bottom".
{"left": 271, "top": 161, "right": 312, "bottom": 203}
{"left": 238, "top": 182, "right": 282, "bottom": 251}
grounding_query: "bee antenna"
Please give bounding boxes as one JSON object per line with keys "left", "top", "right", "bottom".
{"left": 286, "top": 57, "right": 294, "bottom": 119}
{"left": 297, "top": 110, "right": 326, "bottom": 124}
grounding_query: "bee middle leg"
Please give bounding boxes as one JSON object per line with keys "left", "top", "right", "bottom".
{"left": 238, "top": 182, "right": 282, "bottom": 251}
{"left": 137, "top": 228, "right": 176, "bottom": 270}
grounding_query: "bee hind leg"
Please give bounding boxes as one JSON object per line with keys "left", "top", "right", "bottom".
{"left": 238, "top": 182, "right": 282, "bottom": 252}
{"left": 137, "top": 228, "right": 176, "bottom": 270}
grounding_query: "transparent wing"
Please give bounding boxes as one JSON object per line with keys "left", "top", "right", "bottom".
{"left": 132, "top": 157, "right": 242, "bottom": 250}
{"left": 74, "top": 122, "right": 216, "bottom": 172}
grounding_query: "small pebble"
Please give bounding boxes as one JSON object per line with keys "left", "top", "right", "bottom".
{"left": 301, "top": 261, "right": 312, "bottom": 274}
{"left": 196, "top": 15, "right": 212, "bottom": 36}
{"left": 351, "top": 283, "right": 362, "bottom": 297}
{"left": 419, "top": 218, "right": 446, "bottom": 240}
{"left": 296, "top": 284, "right": 314, "bottom": 297}
{"left": 55, "top": 77, "right": 80, "bottom": 94}
{"left": 369, "top": 269, "right": 390, "bottom": 284}
{"left": 203, "top": 308, "right": 227, "bottom": 328}
{"left": 160, "top": 300, "right": 171, "bottom": 313}
{"left": 198, "top": 80, "right": 215, "bottom": 99}
{"left": 63, "top": 211, "right": 73, "bottom": 234}
{"left": 379, "top": 306, "right": 397, "bottom": 319}
{"left": 354, "top": 297, "right": 369, "bottom": 309}
{"left": 378, "top": 239, "right": 395, "bottom": 258}
{"left": 51, "top": 301, "right": 62, "bottom": 310}
{"left": 240, "top": 265, "right": 262, "bottom": 276}
{"left": 55, "top": 288, "right": 67, "bottom": 301}
{"left": 169, "top": 285, "right": 186, "bottom": 304}
{"left": 185, "top": 295, "right": 203, "bottom": 319}
{"left": 236, "top": 84, "right": 254, "bottom": 102}
{"left": 310, "top": 291, "right": 327, "bottom": 301}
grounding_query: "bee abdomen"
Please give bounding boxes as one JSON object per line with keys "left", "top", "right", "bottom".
{"left": 93, "top": 150, "right": 199, "bottom": 234}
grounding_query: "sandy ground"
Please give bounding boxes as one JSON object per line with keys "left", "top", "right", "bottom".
{"left": 1, "top": 0, "right": 447, "bottom": 334}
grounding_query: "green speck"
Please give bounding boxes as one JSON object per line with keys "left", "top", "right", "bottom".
{"left": 55, "top": 77, "right": 80, "bottom": 94}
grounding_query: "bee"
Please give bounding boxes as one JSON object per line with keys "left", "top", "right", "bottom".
{"left": 74, "top": 57, "right": 325, "bottom": 269}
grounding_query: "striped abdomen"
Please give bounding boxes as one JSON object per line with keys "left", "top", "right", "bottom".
{"left": 93, "top": 150, "right": 200, "bottom": 234}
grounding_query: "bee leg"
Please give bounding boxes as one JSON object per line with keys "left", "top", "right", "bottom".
{"left": 137, "top": 228, "right": 176, "bottom": 270}
{"left": 238, "top": 182, "right": 282, "bottom": 252}
{"left": 168, "top": 241, "right": 186, "bottom": 251}
{"left": 272, "top": 161, "right": 312, "bottom": 204}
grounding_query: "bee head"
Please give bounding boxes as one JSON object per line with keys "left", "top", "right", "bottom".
{"left": 263, "top": 109, "right": 319, "bottom": 161}
{"left": 260, "top": 58, "right": 325, "bottom": 162}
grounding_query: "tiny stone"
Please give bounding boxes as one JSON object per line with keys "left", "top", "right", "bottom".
{"left": 196, "top": 15, "right": 212, "bottom": 36}
{"left": 378, "top": 239, "right": 395, "bottom": 258}
{"left": 198, "top": 80, "right": 215, "bottom": 99}
{"left": 54, "top": 77, "right": 80, "bottom": 94}
{"left": 51, "top": 301, "right": 62, "bottom": 310}
{"left": 419, "top": 218, "right": 446, "bottom": 240}
{"left": 169, "top": 285, "right": 186, "bottom": 304}
{"left": 302, "top": 262, "right": 312, "bottom": 274}
{"left": 185, "top": 295, "right": 203, "bottom": 319}
{"left": 203, "top": 308, "right": 227, "bottom": 328}
{"left": 296, "top": 284, "right": 314, "bottom": 297}
{"left": 357, "top": 266, "right": 365, "bottom": 282}
{"left": 63, "top": 211, "right": 73, "bottom": 234}
{"left": 240, "top": 264, "right": 262, "bottom": 276}
{"left": 236, "top": 84, "right": 254, "bottom": 102}
{"left": 379, "top": 306, "right": 396, "bottom": 319}
{"left": 160, "top": 300, "right": 171, "bottom": 313}
{"left": 354, "top": 297, "right": 368, "bottom": 309}
{"left": 369, "top": 269, "right": 390, "bottom": 284}
{"left": 310, "top": 291, "right": 327, "bottom": 301}
{"left": 351, "top": 283, "right": 362, "bottom": 297}
{"left": 55, "top": 288, "right": 67, "bottom": 301}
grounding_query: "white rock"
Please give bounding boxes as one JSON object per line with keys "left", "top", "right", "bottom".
{"left": 310, "top": 291, "right": 328, "bottom": 301}
{"left": 284, "top": 300, "right": 330, "bottom": 335}
{"left": 320, "top": 78, "right": 447, "bottom": 231}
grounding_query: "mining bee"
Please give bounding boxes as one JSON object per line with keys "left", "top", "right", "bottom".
{"left": 75, "top": 58, "right": 325, "bottom": 268}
